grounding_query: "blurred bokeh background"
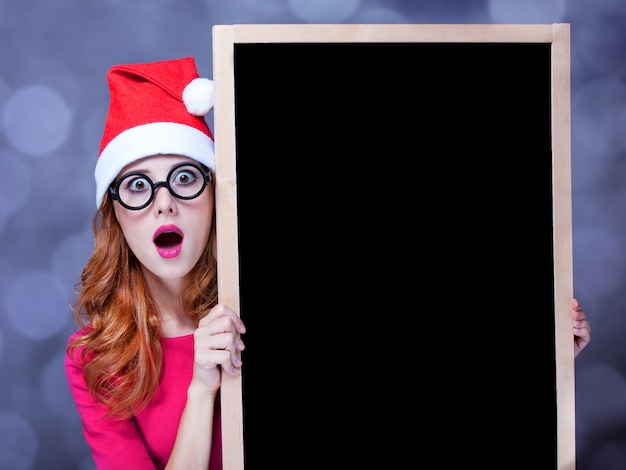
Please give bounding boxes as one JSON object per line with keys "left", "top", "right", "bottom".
{"left": 1, "top": 0, "right": 625, "bottom": 468}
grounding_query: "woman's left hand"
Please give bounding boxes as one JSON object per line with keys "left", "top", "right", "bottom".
{"left": 571, "top": 298, "right": 591, "bottom": 358}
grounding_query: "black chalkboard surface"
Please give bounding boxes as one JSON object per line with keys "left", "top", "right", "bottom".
{"left": 212, "top": 24, "right": 574, "bottom": 470}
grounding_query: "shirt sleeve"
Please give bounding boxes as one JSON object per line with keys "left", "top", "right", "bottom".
{"left": 65, "top": 337, "right": 156, "bottom": 470}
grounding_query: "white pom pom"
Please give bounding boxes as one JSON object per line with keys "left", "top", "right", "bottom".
{"left": 182, "top": 78, "right": 214, "bottom": 116}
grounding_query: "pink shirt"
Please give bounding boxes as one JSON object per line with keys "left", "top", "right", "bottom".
{"left": 65, "top": 331, "right": 222, "bottom": 470}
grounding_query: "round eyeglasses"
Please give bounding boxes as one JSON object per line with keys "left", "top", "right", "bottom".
{"left": 109, "top": 162, "right": 213, "bottom": 210}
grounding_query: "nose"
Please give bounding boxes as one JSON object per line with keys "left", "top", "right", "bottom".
{"left": 152, "top": 182, "right": 176, "bottom": 214}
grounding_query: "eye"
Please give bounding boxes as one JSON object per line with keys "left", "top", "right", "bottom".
{"left": 125, "top": 175, "right": 151, "bottom": 192}
{"left": 171, "top": 168, "right": 198, "bottom": 186}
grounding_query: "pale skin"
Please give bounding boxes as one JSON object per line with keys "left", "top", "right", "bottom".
{"left": 571, "top": 298, "right": 591, "bottom": 358}
{"left": 113, "top": 153, "right": 245, "bottom": 469}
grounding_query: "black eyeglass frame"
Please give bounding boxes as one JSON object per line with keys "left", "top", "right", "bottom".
{"left": 109, "top": 161, "right": 213, "bottom": 211}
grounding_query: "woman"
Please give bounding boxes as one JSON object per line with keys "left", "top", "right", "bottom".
{"left": 65, "top": 57, "right": 244, "bottom": 469}
{"left": 65, "top": 55, "right": 591, "bottom": 470}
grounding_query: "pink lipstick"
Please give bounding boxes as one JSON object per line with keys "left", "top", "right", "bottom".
{"left": 153, "top": 224, "right": 184, "bottom": 258}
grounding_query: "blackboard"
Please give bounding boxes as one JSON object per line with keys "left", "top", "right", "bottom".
{"left": 212, "top": 24, "right": 574, "bottom": 470}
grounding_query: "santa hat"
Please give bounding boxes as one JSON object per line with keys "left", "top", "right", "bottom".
{"left": 94, "top": 57, "right": 215, "bottom": 208}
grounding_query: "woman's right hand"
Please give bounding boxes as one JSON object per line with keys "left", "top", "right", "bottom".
{"left": 192, "top": 303, "right": 246, "bottom": 392}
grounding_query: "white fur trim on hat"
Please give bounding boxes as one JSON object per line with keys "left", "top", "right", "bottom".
{"left": 94, "top": 121, "right": 215, "bottom": 208}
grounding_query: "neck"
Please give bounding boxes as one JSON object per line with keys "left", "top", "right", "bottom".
{"left": 142, "top": 268, "right": 195, "bottom": 338}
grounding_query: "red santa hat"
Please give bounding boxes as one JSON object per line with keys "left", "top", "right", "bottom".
{"left": 94, "top": 57, "right": 215, "bottom": 207}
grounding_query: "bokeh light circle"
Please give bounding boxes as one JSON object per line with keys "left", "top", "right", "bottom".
{"left": 2, "top": 85, "right": 72, "bottom": 158}
{"left": 4, "top": 270, "right": 71, "bottom": 340}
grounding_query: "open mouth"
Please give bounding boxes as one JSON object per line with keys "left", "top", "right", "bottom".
{"left": 153, "top": 225, "right": 184, "bottom": 258}
{"left": 154, "top": 231, "right": 183, "bottom": 248}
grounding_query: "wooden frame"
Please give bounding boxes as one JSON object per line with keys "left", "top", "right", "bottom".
{"left": 212, "top": 24, "right": 574, "bottom": 469}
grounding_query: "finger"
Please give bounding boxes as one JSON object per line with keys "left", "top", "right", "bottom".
{"left": 570, "top": 299, "right": 587, "bottom": 321}
{"left": 202, "top": 331, "right": 243, "bottom": 361}
{"left": 204, "top": 346, "right": 242, "bottom": 376}
{"left": 221, "top": 355, "right": 243, "bottom": 376}
{"left": 194, "top": 336, "right": 241, "bottom": 369}
{"left": 196, "top": 317, "right": 237, "bottom": 342}
{"left": 575, "top": 319, "right": 591, "bottom": 334}
{"left": 573, "top": 323, "right": 589, "bottom": 337}
{"left": 199, "top": 304, "right": 246, "bottom": 334}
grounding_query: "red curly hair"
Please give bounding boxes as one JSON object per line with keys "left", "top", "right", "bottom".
{"left": 67, "top": 188, "right": 218, "bottom": 419}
